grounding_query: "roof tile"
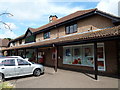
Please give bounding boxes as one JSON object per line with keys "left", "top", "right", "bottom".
{"left": 2, "top": 25, "right": 120, "bottom": 51}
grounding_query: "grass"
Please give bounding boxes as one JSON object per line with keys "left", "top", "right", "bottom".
{"left": 0, "top": 81, "right": 15, "bottom": 90}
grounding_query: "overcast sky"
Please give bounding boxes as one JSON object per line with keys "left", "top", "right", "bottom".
{"left": 0, "top": 0, "right": 119, "bottom": 39}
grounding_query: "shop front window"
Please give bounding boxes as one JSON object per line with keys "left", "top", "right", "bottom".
{"left": 63, "top": 47, "right": 73, "bottom": 64}
{"left": 82, "top": 45, "right": 94, "bottom": 67}
{"left": 72, "top": 47, "right": 82, "bottom": 64}
{"left": 63, "top": 43, "right": 105, "bottom": 71}
{"left": 26, "top": 49, "right": 36, "bottom": 63}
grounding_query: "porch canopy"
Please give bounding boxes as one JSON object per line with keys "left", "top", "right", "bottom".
{"left": 2, "top": 25, "right": 120, "bottom": 51}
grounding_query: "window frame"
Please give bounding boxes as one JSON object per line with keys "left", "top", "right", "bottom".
{"left": 19, "top": 40, "right": 22, "bottom": 44}
{"left": 25, "top": 35, "right": 35, "bottom": 43}
{"left": 2, "top": 59, "right": 16, "bottom": 66}
{"left": 65, "top": 23, "right": 78, "bottom": 34}
{"left": 17, "top": 59, "right": 31, "bottom": 66}
{"left": 63, "top": 43, "right": 106, "bottom": 71}
{"left": 43, "top": 31, "right": 50, "bottom": 39}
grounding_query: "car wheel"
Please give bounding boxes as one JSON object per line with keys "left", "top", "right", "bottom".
{"left": 33, "top": 69, "right": 41, "bottom": 76}
{"left": 0, "top": 73, "right": 5, "bottom": 82}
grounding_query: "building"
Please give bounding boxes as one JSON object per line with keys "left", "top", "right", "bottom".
{"left": 2, "top": 8, "right": 120, "bottom": 77}
{"left": 0, "top": 39, "right": 9, "bottom": 56}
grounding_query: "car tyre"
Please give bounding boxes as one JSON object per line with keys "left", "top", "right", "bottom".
{"left": 0, "top": 73, "right": 5, "bottom": 82}
{"left": 33, "top": 69, "right": 41, "bottom": 76}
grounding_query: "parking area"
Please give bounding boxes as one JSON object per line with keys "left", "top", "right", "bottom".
{"left": 7, "top": 67, "right": 118, "bottom": 88}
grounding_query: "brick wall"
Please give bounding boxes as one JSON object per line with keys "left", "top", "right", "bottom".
{"left": 104, "top": 40, "right": 117, "bottom": 74}
{"left": 35, "top": 14, "right": 114, "bottom": 41}
{"left": 36, "top": 33, "right": 43, "bottom": 42}
{"left": 43, "top": 48, "right": 55, "bottom": 67}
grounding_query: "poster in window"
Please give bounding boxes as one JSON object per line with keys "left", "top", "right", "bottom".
{"left": 83, "top": 46, "right": 94, "bottom": 67}
{"left": 66, "top": 49, "right": 71, "bottom": 56}
{"left": 97, "top": 61, "right": 104, "bottom": 70}
{"left": 74, "top": 48, "right": 79, "bottom": 56}
{"left": 85, "top": 47, "right": 92, "bottom": 57}
{"left": 97, "top": 47, "right": 103, "bottom": 58}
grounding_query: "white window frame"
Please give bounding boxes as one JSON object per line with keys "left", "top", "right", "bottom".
{"left": 97, "top": 43, "right": 106, "bottom": 71}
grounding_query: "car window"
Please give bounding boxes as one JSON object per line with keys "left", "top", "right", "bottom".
{"left": 0, "top": 61, "right": 3, "bottom": 66}
{"left": 17, "top": 59, "right": 30, "bottom": 65}
{"left": 2, "top": 59, "right": 15, "bottom": 66}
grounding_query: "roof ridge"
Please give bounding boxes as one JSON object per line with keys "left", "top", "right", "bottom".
{"left": 30, "top": 8, "right": 97, "bottom": 32}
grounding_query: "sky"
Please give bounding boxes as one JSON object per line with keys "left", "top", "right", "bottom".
{"left": 0, "top": 0, "right": 119, "bottom": 39}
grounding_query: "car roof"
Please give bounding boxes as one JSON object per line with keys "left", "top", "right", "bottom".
{"left": 7, "top": 56, "right": 21, "bottom": 57}
{"left": 0, "top": 57, "right": 17, "bottom": 60}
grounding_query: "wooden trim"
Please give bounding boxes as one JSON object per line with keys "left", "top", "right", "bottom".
{"left": 117, "top": 40, "right": 120, "bottom": 78}
{"left": 94, "top": 42, "right": 98, "bottom": 80}
{"left": 36, "top": 48, "right": 38, "bottom": 63}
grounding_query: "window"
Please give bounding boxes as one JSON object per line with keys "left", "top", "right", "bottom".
{"left": 44, "top": 31, "right": 50, "bottom": 39}
{"left": 2, "top": 59, "right": 15, "bottom": 66}
{"left": 19, "top": 40, "right": 22, "bottom": 44}
{"left": 82, "top": 45, "right": 94, "bottom": 67}
{"left": 17, "top": 59, "right": 30, "bottom": 65}
{"left": 63, "top": 43, "right": 105, "bottom": 71}
{"left": 25, "top": 35, "right": 35, "bottom": 43}
{"left": 13, "top": 42, "right": 15, "bottom": 46}
{"left": 97, "top": 43, "right": 105, "bottom": 71}
{"left": 65, "top": 24, "right": 78, "bottom": 34}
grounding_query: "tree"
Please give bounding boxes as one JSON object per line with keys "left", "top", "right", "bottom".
{"left": 0, "top": 12, "right": 13, "bottom": 31}
{"left": 4, "top": 38, "right": 12, "bottom": 41}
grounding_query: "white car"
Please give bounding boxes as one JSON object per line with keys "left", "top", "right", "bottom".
{"left": 7, "top": 56, "right": 29, "bottom": 61}
{"left": 0, "top": 58, "right": 44, "bottom": 81}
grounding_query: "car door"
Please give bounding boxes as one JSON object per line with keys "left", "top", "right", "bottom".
{"left": 16, "top": 59, "right": 33, "bottom": 76}
{"left": 1, "top": 59, "right": 16, "bottom": 78}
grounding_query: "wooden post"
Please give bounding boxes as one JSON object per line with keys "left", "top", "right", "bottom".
{"left": 36, "top": 48, "right": 38, "bottom": 63}
{"left": 24, "top": 49, "right": 26, "bottom": 58}
{"left": 7, "top": 50, "right": 10, "bottom": 56}
{"left": 10, "top": 50, "right": 12, "bottom": 56}
{"left": 55, "top": 47, "right": 58, "bottom": 72}
{"left": 117, "top": 40, "right": 120, "bottom": 79}
{"left": 94, "top": 42, "right": 98, "bottom": 80}
{"left": 16, "top": 50, "right": 18, "bottom": 56}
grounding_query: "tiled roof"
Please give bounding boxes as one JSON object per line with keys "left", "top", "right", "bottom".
{"left": 0, "top": 39, "right": 9, "bottom": 47}
{"left": 2, "top": 25, "right": 120, "bottom": 51}
{"left": 11, "top": 34, "right": 25, "bottom": 41}
{"left": 29, "top": 8, "right": 97, "bottom": 32}
{"left": 10, "top": 8, "right": 97, "bottom": 42}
